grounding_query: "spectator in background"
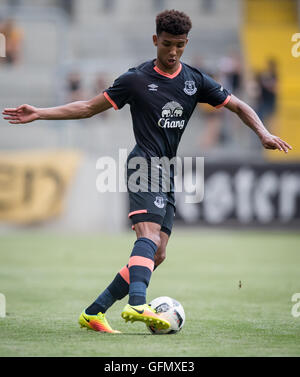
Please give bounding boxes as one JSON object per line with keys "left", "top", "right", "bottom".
{"left": 255, "top": 58, "right": 278, "bottom": 130}
{"left": 66, "top": 71, "right": 85, "bottom": 103}
{"left": 93, "top": 73, "right": 109, "bottom": 119}
{"left": 197, "top": 101, "right": 226, "bottom": 149}
{"left": 94, "top": 73, "right": 107, "bottom": 94}
{"left": 197, "top": 71, "right": 227, "bottom": 149}
{"left": 102, "top": 0, "right": 115, "bottom": 13}
{"left": 218, "top": 51, "right": 244, "bottom": 145}
{"left": 7, "top": 0, "right": 21, "bottom": 9}
{"left": 219, "top": 51, "right": 242, "bottom": 94}
{"left": 0, "top": 18, "right": 23, "bottom": 65}
{"left": 58, "top": 0, "right": 74, "bottom": 20}
{"left": 191, "top": 57, "right": 228, "bottom": 149}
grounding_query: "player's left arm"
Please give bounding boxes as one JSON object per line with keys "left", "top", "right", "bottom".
{"left": 225, "top": 94, "right": 292, "bottom": 153}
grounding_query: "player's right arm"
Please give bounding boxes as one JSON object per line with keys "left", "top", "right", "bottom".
{"left": 2, "top": 93, "right": 112, "bottom": 124}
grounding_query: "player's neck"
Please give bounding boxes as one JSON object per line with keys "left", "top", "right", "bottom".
{"left": 154, "top": 59, "right": 181, "bottom": 76}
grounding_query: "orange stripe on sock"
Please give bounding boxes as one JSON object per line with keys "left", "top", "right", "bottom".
{"left": 129, "top": 256, "right": 154, "bottom": 272}
{"left": 119, "top": 265, "right": 130, "bottom": 284}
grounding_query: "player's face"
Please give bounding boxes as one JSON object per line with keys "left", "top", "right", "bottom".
{"left": 153, "top": 32, "right": 188, "bottom": 72}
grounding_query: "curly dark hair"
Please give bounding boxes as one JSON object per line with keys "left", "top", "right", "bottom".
{"left": 156, "top": 9, "right": 192, "bottom": 36}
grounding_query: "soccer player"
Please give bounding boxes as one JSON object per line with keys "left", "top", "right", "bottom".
{"left": 2, "top": 10, "right": 292, "bottom": 333}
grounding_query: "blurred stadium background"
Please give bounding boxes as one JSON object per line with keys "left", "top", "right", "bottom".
{"left": 0, "top": 0, "right": 299, "bottom": 232}
{"left": 0, "top": 0, "right": 300, "bottom": 358}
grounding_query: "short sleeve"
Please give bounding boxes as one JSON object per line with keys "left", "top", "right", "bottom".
{"left": 197, "top": 72, "right": 231, "bottom": 108}
{"left": 103, "top": 69, "right": 135, "bottom": 110}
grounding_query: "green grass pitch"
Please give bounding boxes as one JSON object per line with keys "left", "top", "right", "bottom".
{"left": 0, "top": 229, "right": 299, "bottom": 357}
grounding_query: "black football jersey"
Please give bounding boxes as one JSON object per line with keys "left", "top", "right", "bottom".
{"left": 104, "top": 59, "right": 231, "bottom": 160}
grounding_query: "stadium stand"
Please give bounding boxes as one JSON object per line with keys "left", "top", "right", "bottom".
{"left": 0, "top": 0, "right": 243, "bottom": 158}
{"left": 0, "top": 0, "right": 299, "bottom": 231}
{"left": 242, "top": 0, "right": 300, "bottom": 160}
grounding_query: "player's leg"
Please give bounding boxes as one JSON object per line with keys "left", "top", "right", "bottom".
{"left": 83, "top": 228, "right": 168, "bottom": 314}
{"left": 121, "top": 220, "right": 170, "bottom": 329}
{"left": 154, "top": 230, "right": 169, "bottom": 268}
{"left": 79, "top": 230, "right": 171, "bottom": 332}
{"left": 121, "top": 200, "right": 175, "bottom": 327}
{"left": 154, "top": 202, "right": 174, "bottom": 268}
{"left": 79, "top": 263, "right": 128, "bottom": 333}
{"left": 79, "top": 219, "right": 165, "bottom": 333}
{"left": 127, "top": 220, "right": 161, "bottom": 306}
{"left": 79, "top": 221, "right": 164, "bottom": 333}
{"left": 80, "top": 159, "right": 173, "bottom": 331}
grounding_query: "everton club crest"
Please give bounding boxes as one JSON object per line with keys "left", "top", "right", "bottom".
{"left": 183, "top": 80, "right": 197, "bottom": 96}
{"left": 154, "top": 196, "right": 165, "bottom": 209}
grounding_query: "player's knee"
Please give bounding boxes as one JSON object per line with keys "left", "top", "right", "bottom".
{"left": 141, "top": 230, "right": 161, "bottom": 248}
{"left": 142, "top": 231, "right": 161, "bottom": 249}
{"left": 135, "top": 222, "right": 161, "bottom": 248}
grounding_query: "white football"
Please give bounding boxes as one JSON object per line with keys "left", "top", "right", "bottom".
{"left": 147, "top": 296, "right": 185, "bottom": 334}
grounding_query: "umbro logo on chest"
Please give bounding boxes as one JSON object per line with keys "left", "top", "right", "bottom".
{"left": 147, "top": 81, "right": 197, "bottom": 95}
{"left": 148, "top": 83, "right": 158, "bottom": 91}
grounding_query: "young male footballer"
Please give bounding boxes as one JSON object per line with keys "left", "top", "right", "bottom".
{"left": 3, "top": 10, "right": 292, "bottom": 333}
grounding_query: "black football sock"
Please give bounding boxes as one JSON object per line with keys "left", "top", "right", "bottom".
{"left": 85, "top": 265, "right": 130, "bottom": 315}
{"left": 128, "top": 237, "right": 157, "bottom": 306}
{"left": 85, "top": 288, "right": 115, "bottom": 315}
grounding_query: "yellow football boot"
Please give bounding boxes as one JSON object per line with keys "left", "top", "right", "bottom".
{"left": 121, "top": 304, "right": 170, "bottom": 330}
{"left": 79, "top": 311, "right": 121, "bottom": 333}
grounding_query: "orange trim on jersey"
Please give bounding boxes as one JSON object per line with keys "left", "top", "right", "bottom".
{"left": 129, "top": 256, "right": 154, "bottom": 272}
{"left": 128, "top": 209, "right": 148, "bottom": 218}
{"left": 119, "top": 265, "right": 130, "bottom": 284}
{"left": 215, "top": 94, "right": 231, "bottom": 109}
{"left": 103, "top": 91, "right": 118, "bottom": 110}
{"left": 153, "top": 63, "right": 182, "bottom": 79}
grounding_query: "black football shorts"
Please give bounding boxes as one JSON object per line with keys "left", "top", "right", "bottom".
{"left": 127, "top": 158, "right": 175, "bottom": 237}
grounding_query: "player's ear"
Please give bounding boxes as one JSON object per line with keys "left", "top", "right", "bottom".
{"left": 153, "top": 34, "right": 158, "bottom": 46}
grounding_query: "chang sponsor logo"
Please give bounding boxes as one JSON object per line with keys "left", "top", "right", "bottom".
{"left": 158, "top": 101, "right": 185, "bottom": 130}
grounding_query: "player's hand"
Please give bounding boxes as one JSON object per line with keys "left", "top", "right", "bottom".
{"left": 2, "top": 104, "right": 40, "bottom": 124}
{"left": 260, "top": 132, "right": 292, "bottom": 153}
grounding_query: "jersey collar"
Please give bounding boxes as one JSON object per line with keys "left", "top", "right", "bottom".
{"left": 153, "top": 61, "right": 182, "bottom": 79}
